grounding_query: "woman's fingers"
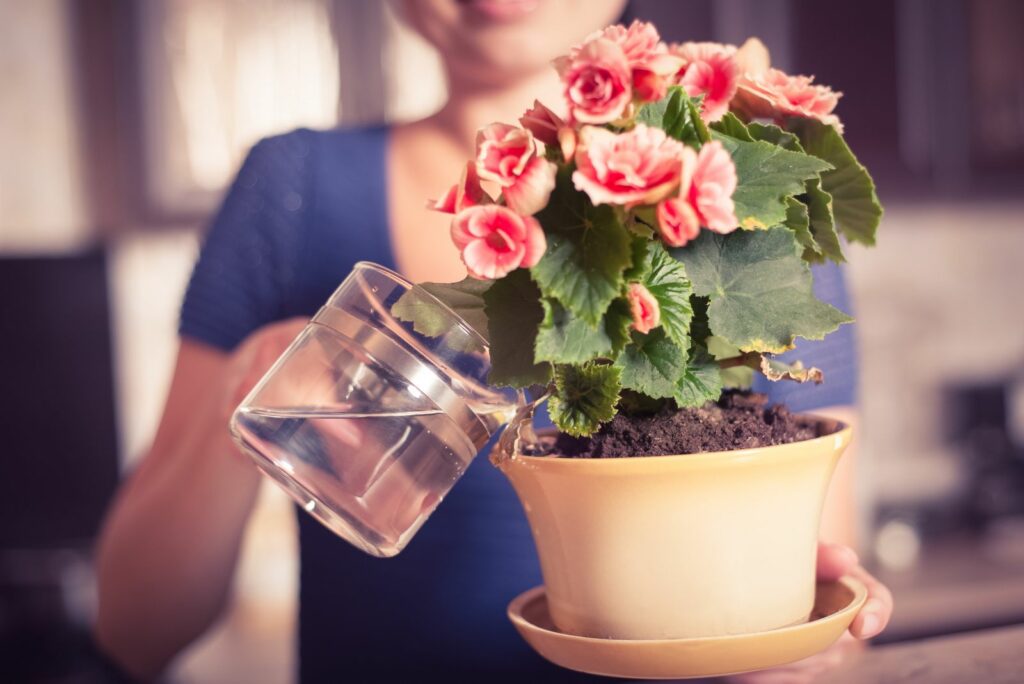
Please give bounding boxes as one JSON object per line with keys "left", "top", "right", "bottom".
{"left": 816, "top": 541, "right": 859, "bottom": 581}
{"left": 847, "top": 564, "right": 894, "bottom": 639}
{"left": 815, "top": 541, "right": 894, "bottom": 640}
{"left": 227, "top": 317, "right": 310, "bottom": 410}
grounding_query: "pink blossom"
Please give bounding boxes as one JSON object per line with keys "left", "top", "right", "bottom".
{"left": 670, "top": 42, "right": 739, "bottom": 122}
{"left": 626, "top": 283, "right": 660, "bottom": 334}
{"left": 686, "top": 140, "right": 738, "bottom": 234}
{"left": 502, "top": 156, "right": 557, "bottom": 216}
{"left": 427, "top": 162, "right": 488, "bottom": 214}
{"left": 476, "top": 123, "right": 534, "bottom": 186}
{"left": 599, "top": 21, "right": 684, "bottom": 103}
{"left": 733, "top": 37, "right": 770, "bottom": 77}
{"left": 572, "top": 124, "right": 687, "bottom": 207}
{"left": 555, "top": 37, "right": 633, "bottom": 124}
{"left": 450, "top": 205, "right": 547, "bottom": 280}
{"left": 632, "top": 64, "right": 671, "bottom": 102}
{"left": 600, "top": 20, "right": 663, "bottom": 67}
{"left": 656, "top": 196, "right": 701, "bottom": 247}
{"left": 734, "top": 68, "right": 843, "bottom": 132}
{"left": 475, "top": 122, "right": 556, "bottom": 215}
{"left": 656, "top": 140, "right": 738, "bottom": 245}
{"left": 519, "top": 100, "right": 564, "bottom": 147}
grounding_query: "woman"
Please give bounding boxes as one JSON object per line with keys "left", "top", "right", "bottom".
{"left": 94, "top": 1, "right": 892, "bottom": 681}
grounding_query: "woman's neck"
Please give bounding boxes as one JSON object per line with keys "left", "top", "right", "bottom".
{"left": 427, "top": 67, "right": 565, "bottom": 153}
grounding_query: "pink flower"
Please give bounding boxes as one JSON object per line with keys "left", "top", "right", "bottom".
{"left": 555, "top": 37, "right": 633, "bottom": 124}
{"left": 686, "top": 140, "right": 738, "bottom": 233}
{"left": 632, "top": 67, "right": 668, "bottom": 102}
{"left": 733, "top": 37, "right": 770, "bottom": 77}
{"left": 734, "top": 68, "right": 843, "bottom": 132}
{"left": 572, "top": 124, "right": 687, "bottom": 207}
{"left": 519, "top": 100, "right": 564, "bottom": 147}
{"left": 450, "top": 205, "right": 547, "bottom": 280}
{"left": 427, "top": 162, "right": 488, "bottom": 214}
{"left": 476, "top": 123, "right": 534, "bottom": 185}
{"left": 475, "top": 122, "right": 556, "bottom": 215}
{"left": 627, "top": 283, "right": 660, "bottom": 334}
{"left": 656, "top": 196, "right": 700, "bottom": 247}
{"left": 600, "top": 20, "right": 663, "bottom": 67}
{"left": 656, "top": 140, "right": 738, "bottom": 245}
{"left": 502, "top": 156, "right": 557, "bottom": 216}
{"left": 520, "top": 100, "right": 578, "bottom": 163}
{"left": 599, "top": 21, "right": 684, "bottom": 103}
{"left": 670, "top": 42, "right": 739, "bottom": 122}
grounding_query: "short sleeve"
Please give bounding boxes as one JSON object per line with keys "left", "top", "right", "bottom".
{"left": 753, "top": 261, "right": 859, "bottom": 411}
{"left": 179, "top": 130, "right": 313, "bottom": 351}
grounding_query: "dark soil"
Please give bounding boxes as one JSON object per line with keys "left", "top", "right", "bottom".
{"left": 551, "top": 391, "right": 822, "bottom": 458}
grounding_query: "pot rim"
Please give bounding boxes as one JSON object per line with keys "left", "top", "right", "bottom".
{"left": 503, "top": 414, "right": 851, "bottom": 473}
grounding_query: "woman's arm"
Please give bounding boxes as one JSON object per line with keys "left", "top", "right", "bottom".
{"left": 94, "top": 320, "right": 306, "bottom": 680}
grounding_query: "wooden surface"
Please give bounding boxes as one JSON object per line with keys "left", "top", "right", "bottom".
{"left": 829, "top": 624, "right": 1024, "bottom": 683}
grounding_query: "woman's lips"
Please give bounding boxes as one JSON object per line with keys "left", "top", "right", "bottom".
{"left": 459, "top": 0, "right": 543, "bottom": 22}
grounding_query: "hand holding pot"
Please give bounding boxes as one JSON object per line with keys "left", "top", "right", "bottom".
{"left": 728, "top": 541, "right": 893, "bottom": 684}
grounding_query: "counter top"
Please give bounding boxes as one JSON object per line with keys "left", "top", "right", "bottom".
{"left": 830, "top": 623, "right": 1024, "bottom": 683}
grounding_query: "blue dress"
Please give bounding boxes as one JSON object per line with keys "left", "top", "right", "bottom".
{"left": 180, "top": 127, "right": 857, "bottom": 682}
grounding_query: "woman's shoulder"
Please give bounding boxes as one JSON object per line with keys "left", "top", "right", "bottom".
{"left": 245, "top": 124, "right": 388, "bottom": 172}
{"left": 238, "top": 125, "right": 390, "bottom": 215}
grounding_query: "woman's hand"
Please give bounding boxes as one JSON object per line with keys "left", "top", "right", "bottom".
{"left": 221, "top": 317, "right": 311, "bottom": 423}
{"left": 728, "top": 541, "right": 893, "bottom": 684}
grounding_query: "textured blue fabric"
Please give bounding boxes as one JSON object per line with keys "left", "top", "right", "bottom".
{"left": 180, "top": 127, "right": 857, "bottom": 681}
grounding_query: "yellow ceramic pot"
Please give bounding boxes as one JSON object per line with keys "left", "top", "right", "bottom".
{"left": 496, "top": 417, "right": 852, "bottom": 640}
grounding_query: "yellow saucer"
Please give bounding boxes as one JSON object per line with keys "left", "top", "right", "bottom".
{"left": 507, "top": 577, "right": 867, "bottom": 680}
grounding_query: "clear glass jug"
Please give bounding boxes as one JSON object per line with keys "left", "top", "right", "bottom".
{"left": 230, "top": 262, "right": 520, "bottom": 557}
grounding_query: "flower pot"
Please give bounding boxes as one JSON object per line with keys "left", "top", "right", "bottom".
{"left": 496, "top": 417, "right": 852, "bottom": 640}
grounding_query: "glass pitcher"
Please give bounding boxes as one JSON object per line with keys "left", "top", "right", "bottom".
{"left": 230, "top": 262, "right": 520, "bottom": 557}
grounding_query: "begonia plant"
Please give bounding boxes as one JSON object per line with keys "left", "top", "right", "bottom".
{"left": 395, "top": 21, "right": 882, "bottom": 437}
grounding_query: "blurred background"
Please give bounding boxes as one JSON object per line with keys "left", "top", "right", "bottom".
{"left": 1, "top": 0, "right": 1022, "bottom": 681}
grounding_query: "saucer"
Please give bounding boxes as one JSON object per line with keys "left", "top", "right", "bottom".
{"left": 507, "top": 577, "right": 867, "bottom": 680}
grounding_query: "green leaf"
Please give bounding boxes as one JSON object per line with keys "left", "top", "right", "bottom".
{"left": 391, "top": 278, "right": 491, "bottom": 342}
{"left": 615, "top": 328, "right": 687, "bottom": 400}
{"left": 747, "top": 121, "right": 802, "bottom": 151}
{"left": 784, "top": 196, "right": 820, "bottom": 260}
{"left": 685, "top": 96, "right": 712, "bottom": 144}
{"left": 604, "top": 297, "right": 634, "bottom": 357}
{"left": 787, "top": 119, "right": 882, "bottom": 246}
{"left": 672, "top": 227, "right": 853, "bottom": 353}
{"left": 535, "top": 299, "right": 612, "bottom": 364}
{"left": 482, "top": 269, "right": 552, "bottom": 387}
{"left": 674, "top": 352, "right": 724, "bottom": 408}
{"left": 639, "top": 243, "right": 694, "bottom": 351}
{"left": 531, "top": 202, "right": 632, "bottom": 326}
{"left": 548, "top": 363, "right": 621, "bottom": 437}
{"left": 722, "top": 119, "right": 836, "bottom": 259}
{"left": 623, "top": 234, "right": 651, "bottom": 281}
{"left": 803, "top": 178, "right": 845, "bottom": 264}
{"left": 711, "top": 112, "right": 754, "bottom": 142}
{"left": 712, "top": 133, "right": 833, "bottom": 230}
{"left": 635, "top": 86, "right": 705, "bottom": 146}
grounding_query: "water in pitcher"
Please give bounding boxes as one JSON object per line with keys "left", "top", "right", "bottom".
{"left": 233, "top": 404, "right": 485, "bottom": 557}
{"left": 230, "top": 268, "right": 523, "bottom": 555}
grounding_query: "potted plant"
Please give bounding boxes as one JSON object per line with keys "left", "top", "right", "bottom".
{"left": 395, "top": 21, "right": 881, "bottom": 643}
